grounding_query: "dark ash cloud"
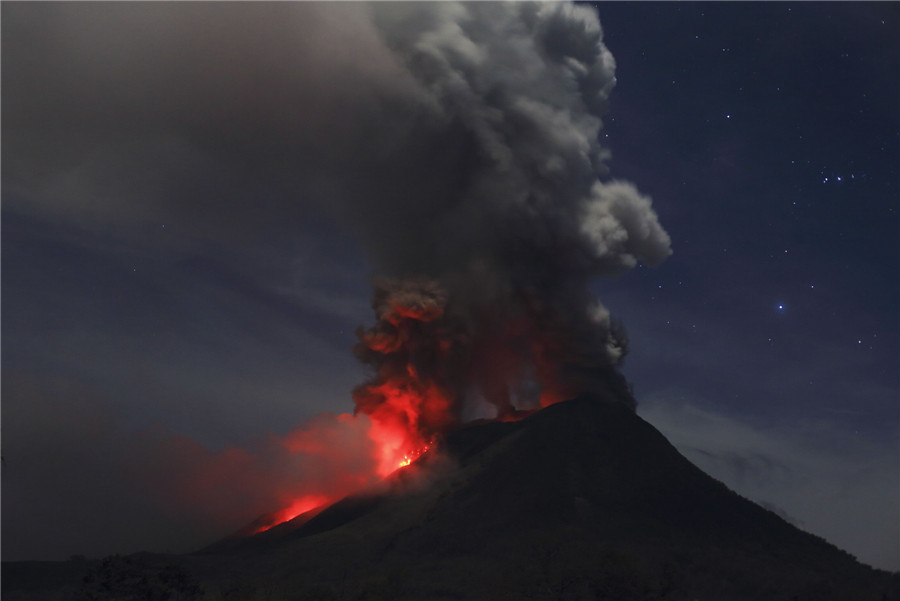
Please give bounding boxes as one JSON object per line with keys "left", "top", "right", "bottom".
{"left": 4, "top": 1, "right": 670, "bottom": 413}
{"left": 2, "top": 1, "right": 671, "bottom": 559}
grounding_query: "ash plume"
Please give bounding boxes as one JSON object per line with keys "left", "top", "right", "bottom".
{"left": 4, "top": 0, "right": 671, "bottom": 483}
{"left": 350, "top": 3, "right": 672, "bottom": 436}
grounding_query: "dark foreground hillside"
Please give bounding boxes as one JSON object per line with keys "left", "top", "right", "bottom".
{"left": 4, "top": 394, "right": 898, "bottom": 600}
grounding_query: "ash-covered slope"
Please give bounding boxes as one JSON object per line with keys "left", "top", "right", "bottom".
{"left": 196, "top": 394, "right": 896, "bottom": 600}
{"left": 5, "top": 394, "right": 896, "bottom": 601}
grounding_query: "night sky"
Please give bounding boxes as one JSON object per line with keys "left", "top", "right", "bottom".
{"left": 2, "top": 2, "right": 897, "bottom": 571}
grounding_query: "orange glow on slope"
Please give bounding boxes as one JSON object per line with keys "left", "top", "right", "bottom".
{"left": 235, "top": 274, "right": 626, "bottom": 539}
{"left": 396, "top": 443, "right": 431, "bottom": 469}
{"left": 253, "top": 389, "right": 443, "bottom": 533}
{"left": 255, "top": 280, "right": 592, "bottom": 535}
{"left": 362, "top": 378, "right": 449, "bottom": 477}
{"left": 253, "top": 494, "right": 330, "bottom": 534}
{"left": 257, "top": 418, "right": 434, "bottom": 533}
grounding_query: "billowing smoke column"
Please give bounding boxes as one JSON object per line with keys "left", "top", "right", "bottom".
{"left": 2, "top": 1, "right": 672, "bottom": 535}
{"left": 353, "top": 279, "right": 457, "bottom": 475}
{"left": 350, "top": 2, "right": 672, "bottom": 461}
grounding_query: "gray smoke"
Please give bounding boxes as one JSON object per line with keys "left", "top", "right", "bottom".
{"left": 3, "top": 2, "right": 671, "bottom": 418}
{"left": 348, "top": 3, "right": 671, "bottom": 421}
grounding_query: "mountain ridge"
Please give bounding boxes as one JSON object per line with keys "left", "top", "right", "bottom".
{"left": 189, "top": 394, "right": 896, "bottom": 600}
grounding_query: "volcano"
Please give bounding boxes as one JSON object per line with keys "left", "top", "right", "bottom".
{"left": 4, "top": 393, "right": 897, "bottom": 601}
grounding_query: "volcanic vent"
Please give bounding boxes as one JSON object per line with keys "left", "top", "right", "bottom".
{"left": 337, "top": 0, "right": 673, "bottom": 477}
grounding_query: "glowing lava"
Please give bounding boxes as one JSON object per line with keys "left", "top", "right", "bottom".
{"left": 254, "top": 405, "right": 438, "bottom": 534}
{"left": 253, "top": 493, "right": 330, "bottom": 534}
{"left": 396, "top": 444, "right": 431, "bottom": 469}
{"left": 351, "top": 280, "right": 457, "bottom": 478}
{"left": 363, "top": 381, "right": 447, "bottom": 477}
{"left": 253, "top": 279, "right": 607, "bottom": 535}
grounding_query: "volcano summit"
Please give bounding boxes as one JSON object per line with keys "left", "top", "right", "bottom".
{"left": 196, "top": 393, "right": 896, "bottom": 600}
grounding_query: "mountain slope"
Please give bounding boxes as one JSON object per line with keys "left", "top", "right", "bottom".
{"left": 194, "top": 394, "right": 897, "bottom": 600}
{"left": 4, "top": 394, "right": 897, "bottom": 600}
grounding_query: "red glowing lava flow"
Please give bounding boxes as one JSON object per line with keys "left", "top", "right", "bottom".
{"left": 396, "top": 444, "right": 430, "bottom": 469}
{"left": 255, "top": 411, "right": 435, "bottom": 534}
{"left": 252, "top": 494, "right": 330, "bottom": 534}
{"left": 258, "top": 281, "right": 536, "bottom": 534}
{"left": 364, "top": 386, "right": 441, "bottom": 478}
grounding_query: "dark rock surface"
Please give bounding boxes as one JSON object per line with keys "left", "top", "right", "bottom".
{"left": 5, "top": 394, "right": 898, "bottom": 600}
